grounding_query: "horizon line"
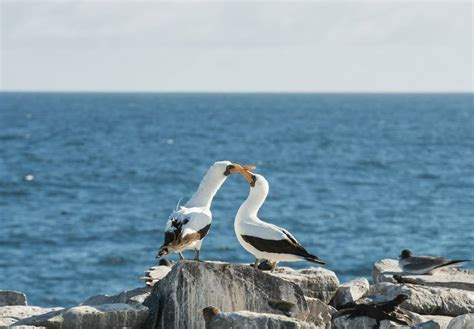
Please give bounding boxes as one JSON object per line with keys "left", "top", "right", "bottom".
{"left": 0, "top": 90, "right": 472, "bottom": 94}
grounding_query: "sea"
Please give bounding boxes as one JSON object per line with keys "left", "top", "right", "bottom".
{"left": 0, "top": 92, "right": 473, "bottom": 307}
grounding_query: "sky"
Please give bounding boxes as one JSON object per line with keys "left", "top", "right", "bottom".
{"left": 0, "top": 1, "right": 472, "bottom": 92}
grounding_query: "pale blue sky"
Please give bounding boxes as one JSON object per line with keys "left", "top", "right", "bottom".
{"left": 0, "top": 1, "right": 472, "bottom": 92}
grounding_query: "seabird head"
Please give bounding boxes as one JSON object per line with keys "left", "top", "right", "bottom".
{"left": 399, "top": 249, "right": 413, "bottom": 259}
{"left": 216, "top": 160, "right": 256, "bottom": 177}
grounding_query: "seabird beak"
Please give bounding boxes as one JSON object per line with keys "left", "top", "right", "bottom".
{"left": 224, "top": 163, "right": 256, "bottom": 176}
{"left": 238, "top": 167, "right": 256, "bottom": 187}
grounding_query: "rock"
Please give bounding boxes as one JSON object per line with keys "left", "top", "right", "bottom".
{"left": 305, "top": 297, "right": 336, "bottom": 329}
{"left": 143, "top": 261, "right": 309, "bottom": 329}
{"left": 140, "top": 264, "right": 173, "bottom": 287}
{"left": 447, "top": 314, "right": 474, "bottom": 329}
{"left": 332, "top": 314, "right": 380, "bottom": 329}
{"left": 207, "top": 310, "right": 317, "bottom": 329}
{"left": 421, "top": 315, "right": 455, "bottom": 329}
{"left": 81, "top": 286, "right": 151, "bottom": 305}
{"left": 369, "top": 283, "right": 474, "bottom": 316}
{"left": 269, "top": 266, "right": 340, "bottom": 303}
{"left": 0, "top": 305, "right": 63, "bottom": 327}
{"left": 373, "top": 259, "right": 474, "bottom": 291}
{"left": 331, "top": 278, "right": 370, "bottom": 309}
{"left": 0, "top": 291, "right": 27, "bottom": 306}
{"left": 332, "top": 314, "right": 442, "bottom": 329}
{"left": 16, "top": 303, "right": 148, "bottom": 329}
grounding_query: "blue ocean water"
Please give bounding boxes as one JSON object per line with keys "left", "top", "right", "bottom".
{"left": 0, "top": 92, "right": 473, "bottom": 307}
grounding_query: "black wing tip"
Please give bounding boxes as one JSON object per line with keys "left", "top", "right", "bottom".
{"left": 306, "top": 254, "right": 326, "bottom": 265}
{"left": 156, "top": 248, "right": 168, "bottom": 258}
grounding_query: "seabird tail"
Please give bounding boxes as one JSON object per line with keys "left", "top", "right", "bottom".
{"left": 156, "top": 247, "right": 168, "bottom": 258}
{"left": 434, "top": 259, "right": 471, "bottom": 270}
{"left": 305, "top": 254, "right": 326, "bottom": 265}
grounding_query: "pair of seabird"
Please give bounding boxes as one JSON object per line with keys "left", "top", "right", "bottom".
{"left": 156, "top": 161, "right": 325, "bottom": 270}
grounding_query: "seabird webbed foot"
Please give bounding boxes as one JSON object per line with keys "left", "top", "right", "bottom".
{"left": 178, "top": 252, "right": 185, "bottom": 261}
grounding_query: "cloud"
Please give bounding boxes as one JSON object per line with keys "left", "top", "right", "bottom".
{"left": 1, "top": 1, "right": 472, "bottom": 91}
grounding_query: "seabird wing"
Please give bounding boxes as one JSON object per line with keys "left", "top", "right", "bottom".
{"left": 403, "top": 256, "right": 453, "bottom": 273}
{"left": 239, "top": 221, "right": 324, "bottom": 263}
{"left": 161, "top": 208, "right": 211, "bottom": 251}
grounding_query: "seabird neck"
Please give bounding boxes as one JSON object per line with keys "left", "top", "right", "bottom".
{"left": 185, "top": 168, "right": 227, "bottom": 209}
{"left": 237, "top": 182, "right": 268, "bottom": 220}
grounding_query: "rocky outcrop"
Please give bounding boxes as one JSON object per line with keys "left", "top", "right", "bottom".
{"left": 0, "top": 290, "right": 27, "bottom": 307}
{"left": 447, "top": 314, "right": 474, "bottom": 329}
{"left": 369, "top": 282, "right": 474, "bottom": 316}
{"left": 0, "top": 305, "right": 63, "bottom": 327}
{"left": 305, "top": 297, "right": 336, "bottom": 329}
{"left": 15, "top": 303, "right": 148, "bottom": 329}
{"left": 373, "top": 259, "right": 474, "bottom": 291}
{"left": 204, "top": 308, "right": 317, "bottom": 329}
{"left": 81, "top": 286, "right": 151, "bottom": 306}
{"left": 143, "top": 261, "right": 309, "bottom": 329}
{"left": 333, "top": 315, "right": 445, "bottom": 329}
{"left": 330, "top": 278, "right": 369, "bottom": 309}
{"left": 269, "top": 267, "right": 340, "bottom": 303}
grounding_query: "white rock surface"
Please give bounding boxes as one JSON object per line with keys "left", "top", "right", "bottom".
{"left": 81, "top": 286, "right": 151, "bottom": 305}
{"left": 0, "top": 305, "right": 63, "bottom": 327}
{"left": 373, "top": 259, "right": 474, "bottom": 291}
{"left": 208, "top": 310, "right": 317, "bottom": 329}
{"left": 369, "top": 283, "right": 474, "bottom": 316}
{"left": 332, "top": 314, "right": 442, "bottom": 329}
{"left": 0, "top": 291, "right": 27, "bottom": 306}
{"left": 15, "top": 303, "right": 148, "bottom": 329}
{"left": 140, "top": 265, "right": 172, "bottom": 287}
{"left": 331, "top": 278, "right": 370, "bottom": 309}
{"left": 447, "top": 314, "right": 474, "bottom": 329}
{"left": 305, "top": 297, "right": 336, "bottom": 329}
{"left": 143, "top": 261, "right": 310, "bottom": 329}
{"left": 270, "top": 266, "right": 340, "bottom": 303}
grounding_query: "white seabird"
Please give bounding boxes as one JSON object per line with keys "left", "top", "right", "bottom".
{"left": 399, "top": 249, "right": 470, "bottom": 275}
{"left": 234, "top": 171, "right": 326, "bottom": 271}
{"left": 156, "top": 160, "right": 254, "bottom": 261}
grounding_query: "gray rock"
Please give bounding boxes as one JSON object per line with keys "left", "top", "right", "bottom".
{"left": 0, "top": 305, "right": 63, "bottom": 328}
{"left": 332, "top": 314, "right": 442, "bottom": 329}
{"left": 269, "top": 266, "right": 340, "bottom": 303}
{"left": 369, "top": 283, "right": 474, "bottom": 316}
{"left": 208, "top": 310, "right": 317, "bottom": 329}
{"left": 0, "top": 291, "right": 27, "bottom": 306}
{"left": 81, "top": 286, "right": 151, "bottom": 305}
{"left": 143, "top": 261, "right": 309, "bottom": 329}
{"left": 373, "top": 259, "right": 474, "bottom": 291}
{"left": 16, "top": 303, "right": 148, "bottom": 329}
{"left": 420, "top": 315, "right": 455, "bottom": 329}
{"left": 305, "top": 297, "right": 336, "bottom": 329}
{"left": 447, "top": 314, "right": 474, "bottom": 329}
{"left": 331, "top": 278, "right": 370, "bottom": 309}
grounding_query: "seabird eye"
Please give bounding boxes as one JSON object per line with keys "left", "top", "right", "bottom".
{"left": 223, "top": 164, "right": 234, "bottom": 176}
{"left": 250, "top": 175, "right": 257, "bottom": 187}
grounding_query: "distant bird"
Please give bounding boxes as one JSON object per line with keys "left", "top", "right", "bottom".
{"left": 332, "top": 295, "right": 410, "bottom": 329}
{"left": 156, "top": 161, "right": 255, "bottom": 262}
{"left": 234, "top": 171, "right": 325, "bottom": 271}
{"left": 399, "top": 249, "right": 471, "bottom": 275}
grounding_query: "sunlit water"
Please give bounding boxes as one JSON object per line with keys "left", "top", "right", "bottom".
{"left": 0, "top": 92, "right": 472, "bottom": 307}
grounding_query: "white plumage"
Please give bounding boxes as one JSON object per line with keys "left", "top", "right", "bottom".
{"left": 235, "top": 173, "right": 325, "bottom": 270}
{"left": 157, "top": 161, "right": 234, "bottom": 261}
